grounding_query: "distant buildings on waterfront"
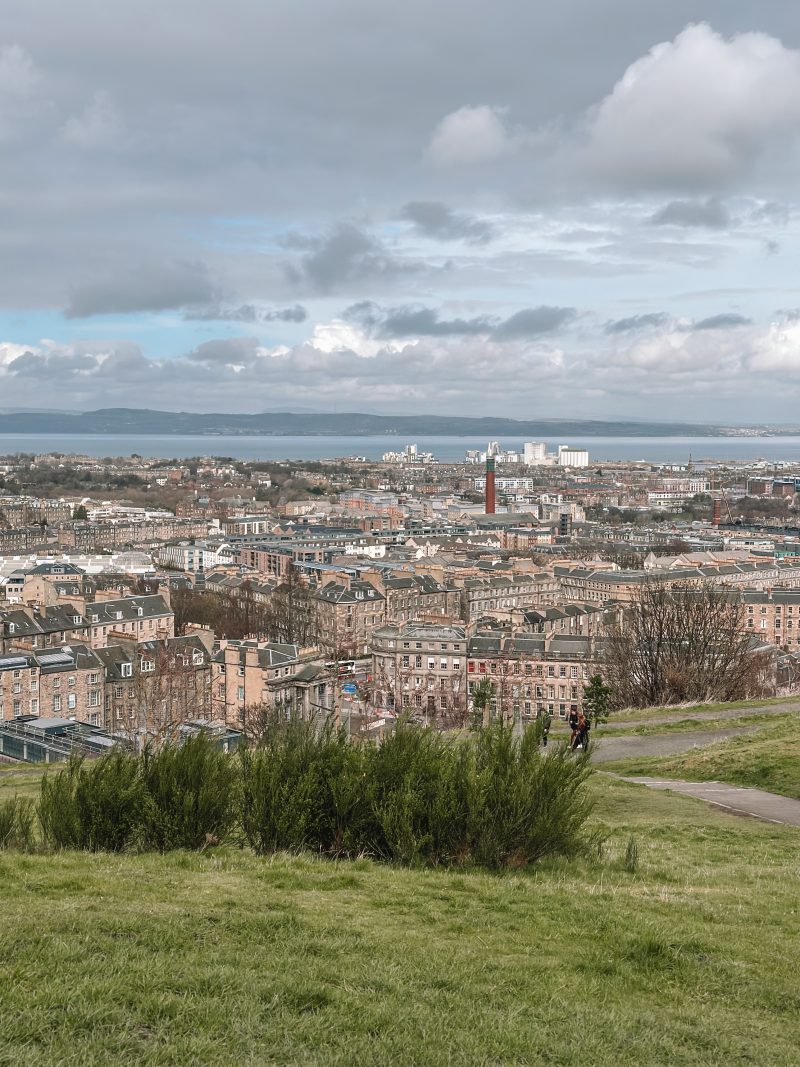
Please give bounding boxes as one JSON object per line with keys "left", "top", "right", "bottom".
{"left": 465, "top": 441, "right": 589, "bottom": 467}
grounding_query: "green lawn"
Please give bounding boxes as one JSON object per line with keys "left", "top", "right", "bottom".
{"left": 0, "top": 762, "right": 45, "bottom": 801}
{"left": 1, "top": 777, "right": 799, "bottom": 1065}
{"left": 602, "top": 715, "right": 800, "bottom": 799}
{"left": 606, "top": 693, "right": 800, "bottom": 724}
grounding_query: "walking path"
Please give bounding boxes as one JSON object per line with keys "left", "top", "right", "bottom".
{"left": 620, "top": 777, "right": 800, "bottom": 826}
{"left": 591, "top": 726, "right": 758, "bottom": 764}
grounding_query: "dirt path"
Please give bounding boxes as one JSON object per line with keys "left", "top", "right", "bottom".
{"left": 621, "top": 777, "right": 800, "bottom": 826}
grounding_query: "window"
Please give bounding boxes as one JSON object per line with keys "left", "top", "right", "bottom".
{"left": 67, "top": 694, "right": 76, "bottom": 711}
{"left": 121, "top": 663, "right": 133, "bottom": 678}
{"left": 402, "top": 655, "right": 410, "bottom": 668}
{"left": 13, "top": 700, "right": 21, "bottom": 717}
{"left": 439, "top": 659, "right": 447, "bottom": 670}
{"left": 53, "top": 695, "right": 62, "bottom": 712}
{"left": 12, "top": 682, "right": 21, "bottom": 694}
{"left": 29, "top": 698, "right": 39, "bottom": 714}
{"left": 89, "top": 691, "right": 100, "bottom": 707}
{"left": 68, "top": 676, "right": 76, "bottom": 687}
{"left": 237, "top": 686, "right": 244, "bottom": 701}
{"left": 453, "top": 659, "right": 460, "bottom": 671}
{"left": 88, "top": 673, "right": 99, "bottom": 685}
{"left": 415, "top": 655, "right": 422, "bottom": 668}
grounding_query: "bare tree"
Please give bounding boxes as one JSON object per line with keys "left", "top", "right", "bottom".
{"left": 604, "top": 580, "right": 773, "bottom": 708}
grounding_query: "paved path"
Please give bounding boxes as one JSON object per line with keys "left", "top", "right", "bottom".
{"left": 621, "top": 777, "right": 800, "bottom": 826}
{"left": 590, "top": 726, "right": 759, "bottom": 764}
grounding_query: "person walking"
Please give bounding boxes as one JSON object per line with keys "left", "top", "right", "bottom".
{"left": 580, "top": 713, "right": 591, "bottom": 750}
{"left": 572, "top": 712, "right": 585, "bottom": 750}
{"left": 568, "top": 708, "right": 580, "bottom": 748}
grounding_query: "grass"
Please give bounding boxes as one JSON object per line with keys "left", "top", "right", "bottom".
{"left": 591, "top": 711, "right": 781, "bottom": 738}
{"left": 1, "top": 776, "right": 799, "bottom": 1065}
{"left": 606, "top": 693, "right": 800, "bottom": 724}
{"left": 0, "top": 762, "right": 46, "bottom": 802}
{"left": 603, "top": 715, "right": 800, "bottom": 799}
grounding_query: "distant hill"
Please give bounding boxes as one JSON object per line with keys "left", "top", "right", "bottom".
{"left": 0, "top": 408, "right": 733, "bottom": 437}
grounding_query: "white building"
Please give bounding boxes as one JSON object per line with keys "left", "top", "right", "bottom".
{"left": 523, "top": 442, "right": 547, "bottom": 464}
{"left": 557, "top": 445, "right": 589, "bottom": 468}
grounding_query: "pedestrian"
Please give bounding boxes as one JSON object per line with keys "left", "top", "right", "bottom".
{"left": 541, "top": 710, "right": 552, "bottom": 747}
{"left": 568, "top": 708, "right": 580, "bottom": 748}
{"left": 580, "top": 714, "right": 591, "bottom": 750}
{"left": 572, "top": 712, "right": 585, "bottom": 750}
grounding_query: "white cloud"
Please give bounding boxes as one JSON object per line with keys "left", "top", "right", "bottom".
{"left": 61, "top": 90, "right": 121, "bottom": 149}
{"left": 426, "top": 105, "right": 516, "bottom": 167}
{"left": 582, "top": 23, "right": 800, "bottom": 191}
{"left": 308, "top": 319, "right": 413, "bottom": 358}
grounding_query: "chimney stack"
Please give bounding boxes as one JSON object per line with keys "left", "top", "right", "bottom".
{"left": 485, "top": 457, "right": 496, "bottom": 515}
{"left": 712, "top": 499, "right": 722, "bottom": 527}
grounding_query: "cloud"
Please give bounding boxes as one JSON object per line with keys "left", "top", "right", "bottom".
{"left": 185, "top": 303, "right": 307, "bottom": 323}
{"left": 185, "top": 337, "right": 265, "bottom": 365}
{"left": 399, "top": 201, "right": 494, "bottom": 244}
{"left": 346, "top": 302, "right": 576, "bottom": 340}
{"left": 492, "top": 306, "right": 577, "bottom": 339}
{"left": 650, "top": 198, "right": 730, "bottom": 228}
{"left": 693, "top": 313, "right": 752, "bottom": 330}
{"left": 426, "top": 105, "right": 516, "bottom": 167}
{"left": 66, "top": 260, "right": 219, "bottom": 317}
{"left": 345, "top": 302, "right": 493, "bottom": 338}
{"left": 284, "top": 223, "right": 420, "bottom": 293}
{"left": 605, "top": 313, "right": 669, "bottom": 334}
{"left": 582, "top": 23, "right": 800, "bottom": 191}
{"left": 60, "top": 89, "right": 121, "bottom": 148}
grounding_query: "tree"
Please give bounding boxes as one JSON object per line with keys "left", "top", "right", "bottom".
{"left": 72, "top": 504, "right": 88, "bottom": 520}
{"left": 471, "top": 676, "right": 496, "bottom": 729}
{"left": 582, "top": 675, "right": 613, "bottom": 726}
{"left": 603, "top": 579, "right": 772, "bottom": 709}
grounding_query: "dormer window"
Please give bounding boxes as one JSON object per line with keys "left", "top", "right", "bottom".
{"left": 91, "top": 614, "right": 99, "bottom": 623}
{"left": 116, "top": 611, "right": 123, "bottom": 620}
{"left": 137, "top": 607, "right": 143, "bottom": 617}
{"left": 120, "top": 663, "right": 132, "bottom": 678}
{"left": 73, "top": 616, "right": 81, "bottom": 625}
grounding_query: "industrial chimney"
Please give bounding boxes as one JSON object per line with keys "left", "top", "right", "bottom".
{"left": 712, "top": 499, "right": 722, "bottom": 527}
{"left": 485, "top": 456, "right": 496, "bottom": 514}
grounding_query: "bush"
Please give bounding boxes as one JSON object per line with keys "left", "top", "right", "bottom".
{"left": 139, "top": 733, "right": 238, "bottom": 851}
{"left": 39, "top": 753, "right": 145, "bottom": 852}
{"left": 0, "top": 796, "right": 35, "bottom": 851}
{"left": 239, "top": 718, "right": 367, "bottom": 855}
{"left": 240, "top": 720, "right": 596, "bottom": 869}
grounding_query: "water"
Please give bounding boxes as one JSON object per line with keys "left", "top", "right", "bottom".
{"left": 0, "top": 433, "right": 799, "bottom": 465}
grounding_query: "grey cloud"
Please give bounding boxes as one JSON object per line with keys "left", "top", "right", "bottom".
{"left": 650, "top": 199, "right": 731, "bottom": 229}
{"left": 345, "top": 301, "right": 493, "bottom": 337}
{"left": 399, "top": 202, "right": 494, "bottom": 244}
{"left": 346, "top": 302, "right": 576, "bottom": 340}
{"left": 185, "top": 304, "right": 307, "bottom": 323}
{"left": 693, "top": 313, "right": 752, "bottom": 330}
{"left": 492, "top": 306, "right": 576, "bottom": 339}
{"left": 285, "top": 223, "right": 421, "bottom": 294}
{"left": 185, "top": 337, "right": 262, "bottom": 365}
{"left": 605, "top": 313, "right": 669, "bottom": 334}
{"left": 66, "top": 260, "right": 219, "bottom": 317}
{"left": 6, "top": 351, "right": 45, "bottom": 376}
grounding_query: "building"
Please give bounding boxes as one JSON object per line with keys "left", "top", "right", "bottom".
{"left": 557, "top": 445, "right": 589, "bottom": 468}
{"left": 370, "top": 621, "right": 468, "bottom": 722}
{"left": 211, "top": 640, "right": 332, "bottom": 728}
{"left": 0, "top": 644, "right": 106, "bottom": 725}
{"left": 312, "top": 577, "right": 386, "bottom": 656}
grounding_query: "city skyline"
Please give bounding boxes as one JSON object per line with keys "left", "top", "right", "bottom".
{"left": 0, "top": 2, "right": 799, "bottom": 419}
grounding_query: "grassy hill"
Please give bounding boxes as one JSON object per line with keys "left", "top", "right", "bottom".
{"left": 602, "top": 714, "right": 800, "bottom": 799}
{"left": 1, "top": 774, "right": 799, "bottom": 1065}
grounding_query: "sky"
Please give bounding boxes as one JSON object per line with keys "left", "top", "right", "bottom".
{"left": 1, "top": 1, "right": 800, "bottom": 422}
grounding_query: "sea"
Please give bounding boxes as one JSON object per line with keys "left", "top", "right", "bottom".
{"left": 1, "top": 433, "right": 800, "bottom": 466}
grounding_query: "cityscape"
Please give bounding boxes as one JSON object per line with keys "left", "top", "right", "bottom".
{"left": 2, "top": 2, "right": 800, "bottom": 1065}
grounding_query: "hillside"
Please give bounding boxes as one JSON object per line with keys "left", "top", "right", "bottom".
{"left": 1, "top": 775, "right": 798, "bottom": 1066}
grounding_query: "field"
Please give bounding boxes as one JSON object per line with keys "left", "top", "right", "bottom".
{"left": 602, "top": 714, "right": 800, "bottom": 799}
{"left": 1, "top": 771, "right": 799, "bottom": 1065}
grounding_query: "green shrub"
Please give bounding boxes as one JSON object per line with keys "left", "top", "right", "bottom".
{"left": 139, "top": 732, "right": 237, "bottom": 851}
{"left": 0, "top": 796, "right": 36, "bottom": 851}
{"left": 39, "top": 753, "right": 145, "bottom": 852}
